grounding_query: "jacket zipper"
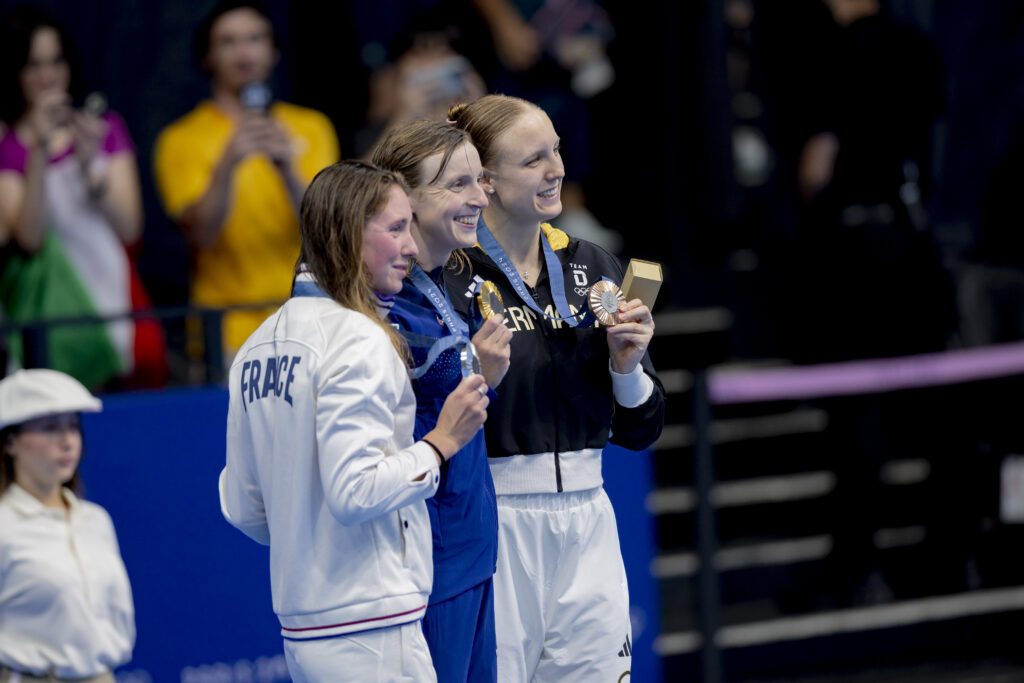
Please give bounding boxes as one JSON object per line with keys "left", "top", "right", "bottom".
{"left": 527, "top": 274, "right": 564, "bottom": 493}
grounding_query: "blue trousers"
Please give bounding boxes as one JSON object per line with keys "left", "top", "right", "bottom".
{"left": 422, "top": 578, "right": 497, "bottom": 683}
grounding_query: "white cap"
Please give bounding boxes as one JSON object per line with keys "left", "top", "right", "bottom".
{"left": 0, "top": 369, "right": 102, "bottom": 430}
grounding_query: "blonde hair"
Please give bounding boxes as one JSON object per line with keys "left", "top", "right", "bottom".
{"left": 446, "top": 94, "right": 539, "bottom": 169}
{"left": 298, "top": 160, "right": 410, "bottom": 361}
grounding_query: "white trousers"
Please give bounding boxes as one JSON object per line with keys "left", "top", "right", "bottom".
{"left": 494, "top": 487, "right": 633, "bottom": 683}
{"left": 283, "top": 620, "right": 436, "bottom": 683}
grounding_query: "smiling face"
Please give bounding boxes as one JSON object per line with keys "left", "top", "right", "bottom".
{"left": 19, "top": 27, "right": 70, "bottom": 108}
{"left": 409, "top": 142, "right": 488, "bottom": 269}
{"left": 486, "top": 109, "right": 564, "bottom": 225}
{"left": 8, "top": 412, "right": 81, "bottom": 493}
{"left": 361, "top": 185, "right": 418, "bottom": 295}
{"left": 206, "top": 8, "right": 276, "bottom": 93}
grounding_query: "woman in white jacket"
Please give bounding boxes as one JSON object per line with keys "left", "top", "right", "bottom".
{"left": 219, "top": 160, "right": 489, "bottom": 683}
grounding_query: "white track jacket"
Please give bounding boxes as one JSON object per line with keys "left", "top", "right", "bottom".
{"left": 219, "top": 296, "right": 440, "bottom": 640}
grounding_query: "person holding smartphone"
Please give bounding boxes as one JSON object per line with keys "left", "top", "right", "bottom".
{"left": 0, "top": 7, "right": 164, "bottom": 389}
{"left": 154, "top": 0, "right": 339, "bottom": 357}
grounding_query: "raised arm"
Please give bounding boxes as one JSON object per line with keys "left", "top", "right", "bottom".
{"left": 175, "top": 117, "right": 267, "bottom": 249}
{"left": 0, "top": 92, "right": 67, "bottom": 252}
{"left": 0, "top": 145, "right": 47, "bottom": 252}
{"left": 318, "top": 329, "right": 488, "bottom": 526}
{"left": 70, "top": 110, "right": 143, "bottom": 245}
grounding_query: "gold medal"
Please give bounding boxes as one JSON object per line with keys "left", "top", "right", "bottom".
{"left": 588, "top": 280, "right": 625, "bottom": 326}
{"left": 476, "top": 280, "right": 506, "bottom": 321}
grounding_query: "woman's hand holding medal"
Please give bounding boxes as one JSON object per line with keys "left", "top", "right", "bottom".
{"left": 426, "top": 374, "right": 490, "bottom": 462}
{"left": 471, "top": 315, "right": 512, "bottom": 388}
{"left": 606, "top": 299, "right": 655, "bottom": 375}
{"left": 468, "top": 281, "right": 512, "bottom": 388}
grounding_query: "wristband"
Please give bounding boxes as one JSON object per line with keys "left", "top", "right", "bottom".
{"left": 421, "top": 438, "right": 445, "bottom": 465}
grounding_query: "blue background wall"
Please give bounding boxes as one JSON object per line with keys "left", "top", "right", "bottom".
{"left": 80, "top": 388, "right": 659, "bottom": 682}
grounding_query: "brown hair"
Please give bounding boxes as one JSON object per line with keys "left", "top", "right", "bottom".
{"left": 371, "top": 119, "right": 474, "bottom": 272}
{"left": 371, "top": 119, "right": 472, "bottom": 189}
{"left": 446, "top": 94, "right": 538, "bottom": 169}
{"left": 298, "top": 160, "right": 410, "bottom": 360}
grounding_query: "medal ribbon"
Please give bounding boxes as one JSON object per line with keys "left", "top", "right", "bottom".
{"left": 409, "top": 335, "right": 464, "bottom": 379}
{"left": 475, "top": 220, "right": 594, "bottom": 327}
{"left": 293, "top": 267, "right": 463, "bottom": 379}
{"left": 408, "top": 264, "right": 469, "bottom": 339}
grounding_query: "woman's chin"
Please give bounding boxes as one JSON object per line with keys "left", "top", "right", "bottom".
{"left": 537, "top": 206, "right": 563, "bottom": 223}
{"left": 455, "top": 232, "right": 478, "bottom": 250}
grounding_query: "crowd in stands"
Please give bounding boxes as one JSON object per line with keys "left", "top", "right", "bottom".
{"left": 0, "top": 0, "right": 1021, "bottom": 390}
{"left": 0, "top": 0, "right": 619, "bottom": 389}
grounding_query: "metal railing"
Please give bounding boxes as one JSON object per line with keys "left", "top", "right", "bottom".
{"left": 0, "top": 301, "right": 285, "bottom": 385}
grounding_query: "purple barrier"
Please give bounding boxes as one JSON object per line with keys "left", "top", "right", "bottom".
{"left": 710, "top": 341, "right": 1024, "bottom": 404}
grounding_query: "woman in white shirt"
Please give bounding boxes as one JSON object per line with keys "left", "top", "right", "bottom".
{"left": 0, "top": 369, "right": 134, "bottom": 682}
{"left": 220, "top": 160, "right": 489, "bottom": 682}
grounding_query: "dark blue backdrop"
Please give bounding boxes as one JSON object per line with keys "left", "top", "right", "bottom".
{"left": 80, "top": 387, "right": 660, "bottom": 682}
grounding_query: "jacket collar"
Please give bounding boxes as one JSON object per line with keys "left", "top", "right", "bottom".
{"left": 3, "top": 482, "right": 79, "bottom": 517}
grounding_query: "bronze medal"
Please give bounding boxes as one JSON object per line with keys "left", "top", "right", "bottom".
{"left": 588, "top": 280, "right": 625, "bottom": 326}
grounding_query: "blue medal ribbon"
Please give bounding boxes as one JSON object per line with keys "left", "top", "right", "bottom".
{"left": 292, "top": 265, "right": 468, "bottom": 379}
{"left": 408, "top": 264, "right": 470, "bottom": 339}
{"left": 408, "top": 336, "right": 464, "bottom": 379}
{"left": 291, "top": 280, "right": 325, "bottom": 298}
{"left": 475, "top": 220, "right": 594, "bottom": 327}
{"left": 406, "top": 264, "right": 472, "bottom": 378}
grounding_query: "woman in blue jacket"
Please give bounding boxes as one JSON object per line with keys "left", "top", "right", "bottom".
{"left": 372, "top": 120, "right": 512, "bottom": 683}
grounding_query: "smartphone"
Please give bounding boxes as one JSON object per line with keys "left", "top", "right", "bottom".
{"left": 82, "top": 92, "right": 108, "bottom": 117}
{"left": 405, "top": 56, "right": 471, "bottom": 99}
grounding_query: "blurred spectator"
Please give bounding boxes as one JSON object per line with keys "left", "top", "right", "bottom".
{"left": 772, "top": 0, "right": 966, "bottom": 612}
{"left": 958, "top": 116, "right": 1024, "bottom": 347}
{"left": 800, "top": 0, "right": 943, "bottom": 217}
{"left": 790, "top": 0, "right": 954, "bottom": 364}
{"left": 473, "top": 0, "right": 615, "bottom": 97}
{"left": 0, "top": 119, "right": 8, "bottom": 377}
{"left": 357, "top": 14, "right": 486, "bottom": 157}
{"left": 471, "top": 0, "right": 623, "bottom": 253}
{"left": 153, "top": 0, "right": 338, "bottom": 359}
{"left": 0, "top": 6, "right": 166, "bottom": 390}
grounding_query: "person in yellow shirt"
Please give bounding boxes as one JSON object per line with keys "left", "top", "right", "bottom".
{"left": 154, "top": 0, "right": 338, "bottom": 356}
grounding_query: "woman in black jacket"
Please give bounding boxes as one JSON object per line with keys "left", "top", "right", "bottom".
{"left": 446, "top": 94, "right": 665, "bottom": 683}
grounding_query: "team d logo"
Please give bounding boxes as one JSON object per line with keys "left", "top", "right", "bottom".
{"left": 573, "top": 268, "right": 589, "bottom": 296}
